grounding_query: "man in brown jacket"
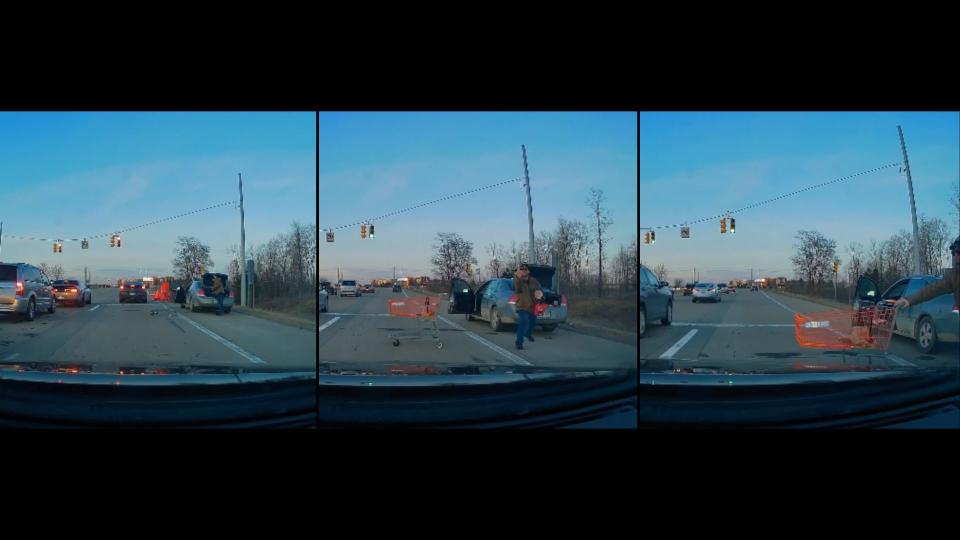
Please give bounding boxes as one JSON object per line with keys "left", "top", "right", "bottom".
{"left": 894, "top": 237, "right": 960, "bottom": 312}
{"left": 212, "top": 274, "right": 226, "bottom": 316}
{"left": 513, "top": 264, "right": 542, "bottom": 350}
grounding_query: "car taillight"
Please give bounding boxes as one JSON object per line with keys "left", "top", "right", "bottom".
{"left": 196, "top": 288, "right": 205, "bottom": 296}
{"left": 508, "top": 294, "right": 518, "bottom": 305}
{"left": 560, "top": 295, "right": 567, "bottom": 306}
{"left": 69, "top": 288, "right": 77, "bottom": 293}
{"left": 16, "top": 282, "right": 25, "bottom": 296}
{"left": 120, "top": 285, "right": 125, "bottom": 290}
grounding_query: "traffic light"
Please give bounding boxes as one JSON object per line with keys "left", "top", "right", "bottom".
{"left": 369, "top": 224, "right": 374, "bottom": 239}
{"left": 116, "top": 235, "right": 121, "bottom": 248}
{"left": 361, "top": 224, "right": 367, "bottom": 239}
{"left": 730, "top": 218, "right": 736, "bottom": 233}
{"left": 833, "top": 260, "right": 839, "bottom": 273}
{"left": 720, "top": 218, "right": 727, "bottom": 234}
{"left": 53, "top": 242, "right": 58, "bottom": 253}
{"left": 82, "top": 239, "right": 89, "bottom": 249}
{"left": 644, "top": 232, "right": 650, "bottom": 244}
{"left": 650, "top": 231, "right": 656, "bottom": 244}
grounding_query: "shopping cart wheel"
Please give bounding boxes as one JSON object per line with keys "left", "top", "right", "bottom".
{"left": 393, "top": 339, "right": 400, "bottom": 347}
{"left": 436, "top": 341, "right": 443, "bottom": 350}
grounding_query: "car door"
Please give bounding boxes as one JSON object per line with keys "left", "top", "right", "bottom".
{"left": 881, "top": 279, "right": 912, "bottom": 338}
{"left": 447, "top": 278, "right": 478, "bottom": 315}
{"left": 480, "top": 280, "right": 499, "bottom": 318}
{"left": 640, "top": 267, "right": 664, "bottom": 319}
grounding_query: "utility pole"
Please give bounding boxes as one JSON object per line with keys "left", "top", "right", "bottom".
{"left": 522, "top": 145, "right": 535, "bottom": 264}
{"left": 239, "top": 173, "right": 247, "bottom": 308}
{"left": 898, "top": 126, "right": 922, "bottom": 275}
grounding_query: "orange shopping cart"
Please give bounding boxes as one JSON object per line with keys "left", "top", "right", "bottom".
{"left": 794, "top": 300, "right": 897, "bottom": 351}
{"left": 387, "top": 296, "right": 443, "bottom": 349}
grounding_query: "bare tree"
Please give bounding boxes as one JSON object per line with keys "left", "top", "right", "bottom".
{"left": 918, "top": 215, "right": 950, "bottom": 275}
{"left": 586, "top": 188, "right": 614, "bottom": 297}
{"left": 172, "top": 236, "right": 214, "bottom": 282}
{"left": 653, "top": 263, "right": 668, "bottom": 284}
{"left": 51, "top": 264, "right": 65, "bottom": 280}
{"left": 790, "top": 230, "right": 837, "bottom": 293}
{"left": 485, "top": 242, "right": 507, "bottom": 281}
{"left": 431, "top": 232, "right": 473, "bottom": 285}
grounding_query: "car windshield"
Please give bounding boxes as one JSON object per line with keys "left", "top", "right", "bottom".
{"left": 0, "top": 112, "right": 316, "bottom": 427}
{"left": 320, "top": 112, "right": 638, "bottom": 428}
{"left": 640, "top": 111, "right": 959, "bottom": 429}
{"left": 342, "top": 280, "right": 356, "bottom": 286}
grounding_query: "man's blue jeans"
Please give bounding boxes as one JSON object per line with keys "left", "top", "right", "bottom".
{"left": 216, "top": 293, "right": 225, "bottom": 315}
{"left": 516, "top": 309, "right": 534, "bottom": 346}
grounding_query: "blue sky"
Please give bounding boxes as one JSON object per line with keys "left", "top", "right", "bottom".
{"left": 0, "top": 112, "right": 315, "bottom": 282}
{"left": 319, "top": 112, "right": 637, "bottom": 282}
{"left": 640, "top": 112, "right": 960, "bottom": 284}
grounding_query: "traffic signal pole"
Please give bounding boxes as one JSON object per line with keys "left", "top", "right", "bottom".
{"left": 239, "top": 173, "right": 247, "bottom": 308}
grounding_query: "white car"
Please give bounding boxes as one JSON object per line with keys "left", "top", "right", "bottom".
{"left": 339, "top": 280, "right": 360, "bottom": 297}
{"left": 319, "top": 288, "right": 329, "bottom": 313}
{"left": 692, "top": 282, "right": 721, "bottom": 303}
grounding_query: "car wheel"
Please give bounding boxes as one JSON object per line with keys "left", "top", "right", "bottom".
{"left": 190, "top": 299, "right": 198, "bottom": 313}
{"left": 224, "top": 307, "right": 231, "bottom": 314}
{"left": 639, "top": 307, "right": 647, "bottom": 338}
{"left": 490, "top": 307, "right": 503, "bottom": 332}
{"left": 466, "top": 313, "right": 474, "bottom": 322}
{"left": 541, "top": 324, "right": 557, "bottom": 332}
{"left": 661, "top": 302, "right": 672, "bottom": 325}
{"left": 916, "top": 316, "right": 939, "bottom": 354}
{"left": 692, "top": 297, "right": 697, "bottom": 303}
{"left": 24, "top": 298, "right": 36, "bottom": 322}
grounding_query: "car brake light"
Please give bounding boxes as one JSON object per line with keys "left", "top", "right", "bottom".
{"left": 196, "top": 288, "right": 205, "bottom": 296}
{"left": 560, "top": 295, "right": 567, "bottom": 306}
{"left": 508, "top": 294, "right": 518, "bottom": 305}
{"left": 16, "top": 282, "right": 25, "bottom": 296}
{"left": 120, "top": 285, "right": 125, "bottom": 290}
{"left": 69, "top": 288, "right": 77, "bottom": 293}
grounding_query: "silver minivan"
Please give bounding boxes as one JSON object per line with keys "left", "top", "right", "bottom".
{"left": 0, "top": 262, "right": 57, "bottom": 321}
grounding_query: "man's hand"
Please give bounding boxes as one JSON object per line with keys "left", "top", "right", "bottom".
{"left": 893, "top": 297, "right": 910, "bottom": 309}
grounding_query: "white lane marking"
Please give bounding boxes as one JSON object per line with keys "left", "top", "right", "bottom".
{"left": 325, "top": 312, "right": 392, "bottom": 317}
{"left": 164, "top": 306, "right": 266, "bottom": 365}
{"left": 658, "top": 329, "right": 699, "bottom": 359}
{"left": 88, "top": 305, "right": 102, "bottom": 312}
{"left": 884, "top": 353, "right": 918, "bottom": 367}
{"left": 3, "top": 353, "right": 20, "bottom": 361}
{"left": 319, "top": 316, "right": 341, "bottom": 332}
{"left": 438, "top": 315, "right": 533, "bottom": 366}
{"left": 762, "top": 291, "right": 800, "bottom": 315}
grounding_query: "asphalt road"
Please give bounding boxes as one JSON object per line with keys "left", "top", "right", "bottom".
{"left": 319, "top": 286, "right": 637, "bottom": 371}
{"left": 640, "top": 288, "right": 960, "bottom": 372}
{"left": 0, "top": 287, "right": 315, "bottom": 371}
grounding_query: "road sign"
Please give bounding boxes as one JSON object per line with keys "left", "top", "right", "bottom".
{"left": 326, "top": 231, "right": 334, "bottom": 242}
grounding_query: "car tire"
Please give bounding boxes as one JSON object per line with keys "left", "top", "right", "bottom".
{"left": 916, "top": 316, "right": 939, "bottom": 354}
{"left": 692, "top": 298, "right": 697, "bottom": 303}
{"left": 541, "top": 324, "right": 557, "bottom": 332}
{"left": 190, "top": 300, "right": 198, "bottom": 313}
{"left": 661, "top": 302, "right": 672, "bottom": 325}
{"left": 224, "top": 308, "right": 231, "bottom": 314}
{"left": 639, "top": 306, "right": 647, "bottom": 338}
{"left": 490, "top": 307, "right": 503, "bottom": 332}
{"left": 24, "top": 298, "right": 36, "bottom": 322}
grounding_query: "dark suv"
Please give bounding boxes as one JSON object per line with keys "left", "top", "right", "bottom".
{"left": 640, "top": 264, "right": 673, "bottom": 338}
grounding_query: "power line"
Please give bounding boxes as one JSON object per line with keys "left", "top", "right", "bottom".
{"left": 641, "top": 162, "right": 901, "bottom": 231}
{"left": 3, "top": 200, "right": 238, "bottom": 242}
{"left": 321, "top": 178, "right": 522, "bottom": 232}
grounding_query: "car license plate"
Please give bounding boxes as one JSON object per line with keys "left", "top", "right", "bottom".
{"left": 542, "top": 311, "right": 552, "bottom": 319}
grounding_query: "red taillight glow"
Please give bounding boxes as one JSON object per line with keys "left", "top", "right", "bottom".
{"left": 69, "top": 288, "right": 77, "bottom": 293}
{"left": 16, "top": 282, "right": 25, "bottom": 296}
{"left": 508, "top": 294, "right": 518, "bottom": 305}
{"left": 120, "top": 285, "right": 125, "bottom": 290}
{"left": 196, "top": 288, "right": 205, "bottom": 297}
{"left": 560, "top": 295, "right": 567, "bottom": 306}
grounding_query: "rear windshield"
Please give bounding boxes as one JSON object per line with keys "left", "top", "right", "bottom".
{"left": 696, "top": 283, "right": 713, "bottom": 288}
{"left": 0, "top": 265, "right": 17, "bottom": 281}
{"left": 54, "top": 280, "right": 80, "bottom": 286}
{"left": 342, "top": 280, "right": 357, "bottom": 286}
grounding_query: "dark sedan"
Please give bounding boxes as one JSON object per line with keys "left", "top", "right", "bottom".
{"left": 119, "top": 281, "right": 148, "bottom": 303}
{"left": 640, "top": 265, "right": 673, "bottom": 338}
